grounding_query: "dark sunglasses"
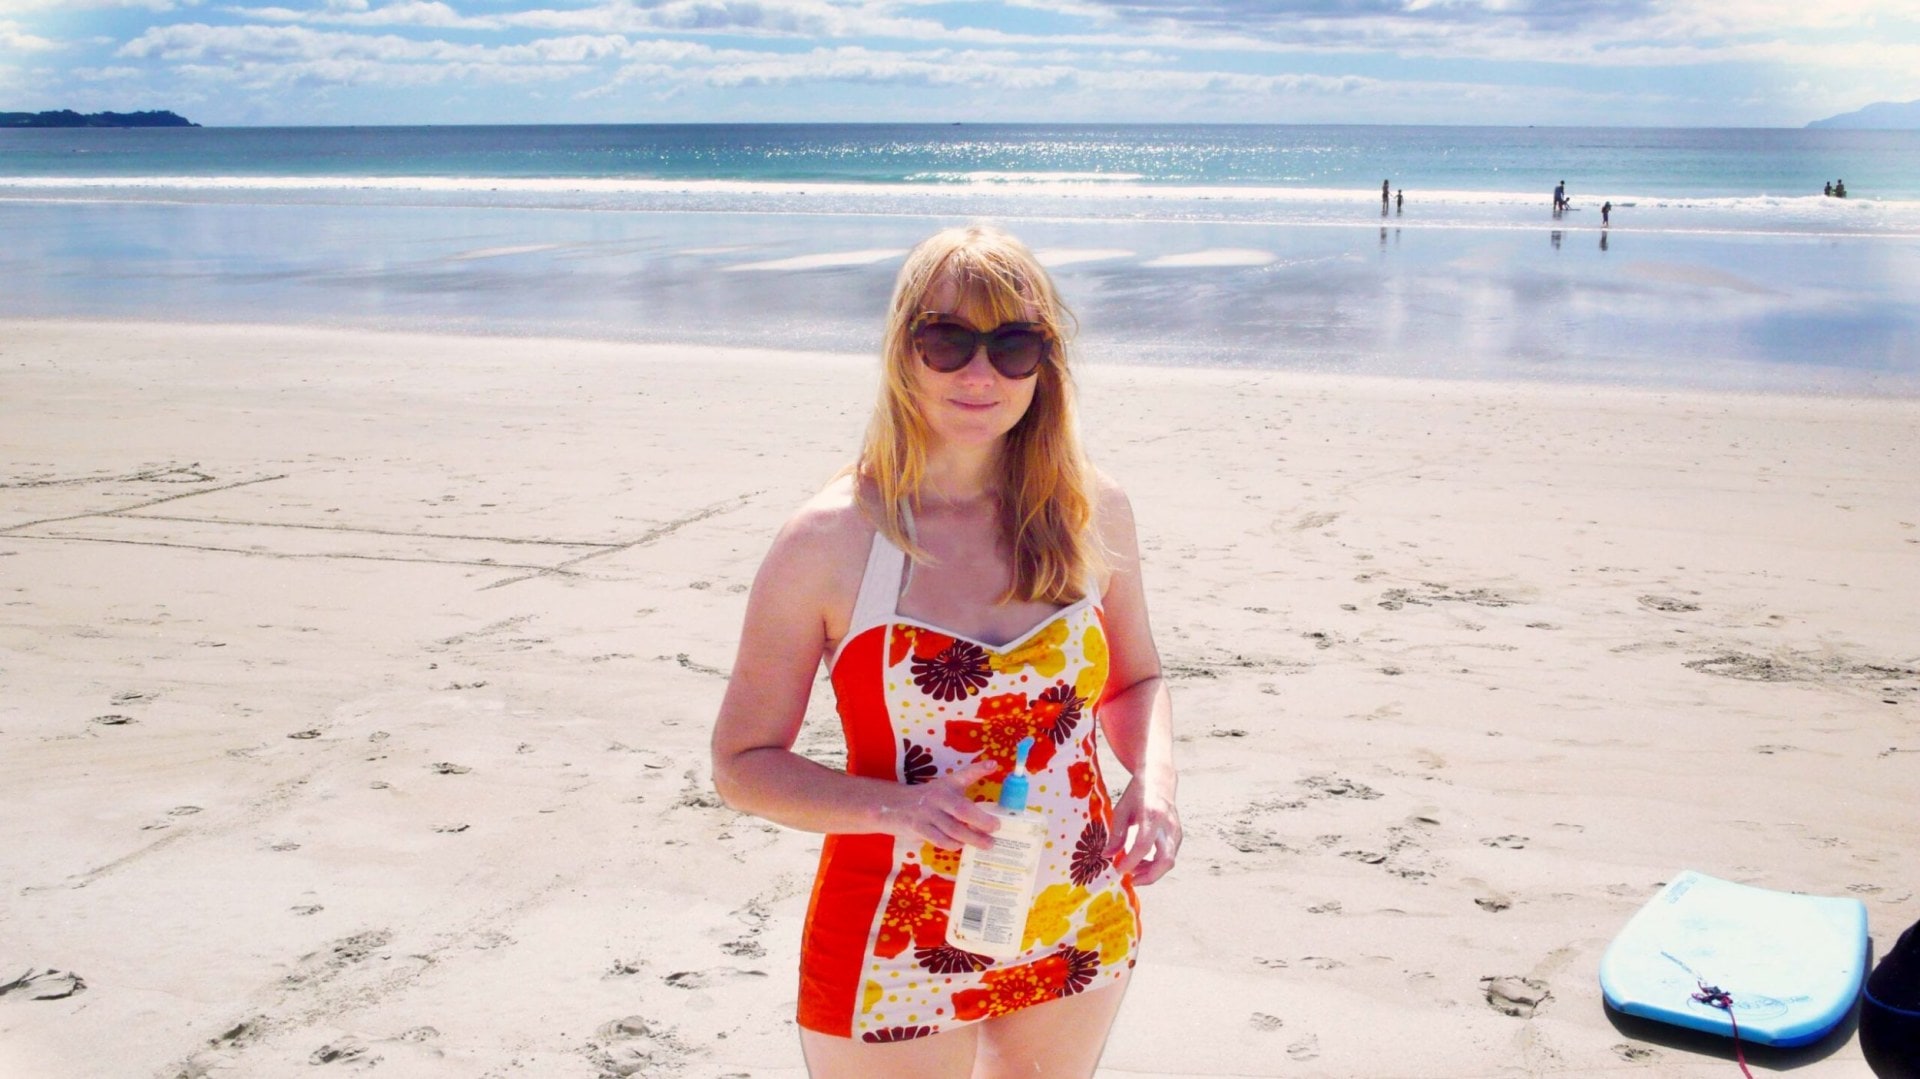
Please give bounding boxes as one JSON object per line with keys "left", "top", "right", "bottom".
{"left": 910, "top": 312, "right": 1054, "bottom": 380}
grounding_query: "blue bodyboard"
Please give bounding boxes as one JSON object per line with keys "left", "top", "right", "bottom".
{"left": 1599, "top": 870, "right": 1869, "bottom": 1048}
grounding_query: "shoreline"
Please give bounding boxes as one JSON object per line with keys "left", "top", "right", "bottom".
{"left": 5, "top": 195, "right": 1914, "bottom": 398}
{"left": 3, "top": 318, "right": 1915, "bottom": 1077}
{"left": 6, "top": 313, "right": 1919, "bottom": 403}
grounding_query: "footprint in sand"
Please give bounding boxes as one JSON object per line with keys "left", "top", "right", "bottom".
{"left": 91, "top": 714, "right": 136, "bottom": 726}
{"left": 1481, "top": 835, "right": 1528, "bottom": 849}
{"left": 209, "top": 1017, "right": 267, "bottom": 1048}
{"left": 1613, "top": 1043, "right": 1658, "bottom": 1061}
{"left": 1465, "top": 877, "right": 1513, "bottom": 912}
{"left": 1249, "top": 1012, "right": 1283, "bottom": 1031}
{"left": 663, "top": 968, "right": 768, "bottom": 990}
{"left": 588, "top": 1015, "right": 694, "bottom": 1077}
{"left": 1638, "top": 595, "right": 1701, "bottom": 613}
{"left": 1482, "top": 975, "right": 1550, "bottom": 1017}
{"left": 282, "top": 930, "right": 391, "bottom": 989}
{"left": 309, "top": 1036, "right": 374, "bottom": 1065}
{"left": 0, "top": 968, "right": 86, "bottom": 1000}
{"left": 1287, "top": 1034, "right": 1321, "bottom": 1061}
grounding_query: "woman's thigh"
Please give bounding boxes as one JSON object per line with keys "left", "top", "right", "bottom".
{"left": 797, "top": 976, "right": 1130, "bottom": 1079}
{"left": 800, "top": 1023, "right": 979, "bottom": 1079}
{"left": 974, "top": 976, "right": 1131, "bottom": 1079}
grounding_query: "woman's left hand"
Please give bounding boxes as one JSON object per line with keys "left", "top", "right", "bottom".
{"left": 1104, "top": 780, "right": 1181, "bottom": 885}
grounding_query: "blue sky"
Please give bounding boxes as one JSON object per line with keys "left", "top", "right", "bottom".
{"left": 3, "top": 0, "right": 1916, "bottom": 127}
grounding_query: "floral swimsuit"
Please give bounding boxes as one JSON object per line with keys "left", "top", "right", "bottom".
{"left": 796, "top": 529, "right": 1141, "bottom": 1042}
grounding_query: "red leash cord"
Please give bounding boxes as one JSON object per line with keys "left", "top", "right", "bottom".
{"left": 1690, "top": 982, "right": 1756, "bottom": 1079}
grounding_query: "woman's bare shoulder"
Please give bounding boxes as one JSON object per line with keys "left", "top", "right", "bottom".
{"left": 1091, "top": 467, "right": 1135, "bottom": 527}
{"left": 764, "top": 472, "right": 876, "bottom": 571}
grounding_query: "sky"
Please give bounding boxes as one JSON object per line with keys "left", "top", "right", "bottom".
{"left": 2, "top": 0, "right": 1917, "bottom": 127}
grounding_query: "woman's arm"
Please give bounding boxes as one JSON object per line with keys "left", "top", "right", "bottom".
{"left": 710, "top": 505, "right": 1002, "bottom": 849}
{"left": 1092, "top": 481, "right": 1181, "bottom": 885}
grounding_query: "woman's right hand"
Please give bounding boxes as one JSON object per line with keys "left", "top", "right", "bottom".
{"left": 873, "top": 758, "right": 1004, "bottom": 849}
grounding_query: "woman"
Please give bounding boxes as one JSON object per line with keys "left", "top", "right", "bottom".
{"left": 711, "top": 225, "right": 1179, "bottom": 1078}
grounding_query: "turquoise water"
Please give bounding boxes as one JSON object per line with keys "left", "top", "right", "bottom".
{"left": 2, "top": 124, "right": 1917, "bottom": 393}
{"left": 5, "top": 124, "right": 1919, "bottom": 199}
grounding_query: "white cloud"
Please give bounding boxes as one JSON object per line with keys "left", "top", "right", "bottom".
{"left": 0, "top": 17, "right": 58, "bottom": 48}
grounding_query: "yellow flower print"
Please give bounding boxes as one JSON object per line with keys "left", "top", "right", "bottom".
{"left": 1074, "top": 622, "right": 1109, "bottom": 702}
{"left": 989, "top": 618, "right": 1069, "bottom": 678}
{"left": 1075, "top": 890, "right": 1135, "bottom": 964}
{"left": 862, "top": 979, "right": 883, "bottom": 1013}
{"left": 919, "top": 842, "right": 961, "bottom": 877}
{"left": 1022, "top": 883, "right": 1090, "bottom": 951}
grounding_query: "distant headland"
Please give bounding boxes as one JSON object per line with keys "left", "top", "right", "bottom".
{"left": 1, "top": 109, "right": 198, "bottom": 129}
{"left": 1806, "top": 99, "right": 1920, "bottom": 130}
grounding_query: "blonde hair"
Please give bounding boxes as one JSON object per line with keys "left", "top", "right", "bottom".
{"left": 855, "top": 225, "right": 1102, "bottom": 606}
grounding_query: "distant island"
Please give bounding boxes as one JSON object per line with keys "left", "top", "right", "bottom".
{"left": 1806, "top": 99, "right": 1920, "bottom": 130}
{"left": 1, "top": 109, "right": 198, "bottom": 129}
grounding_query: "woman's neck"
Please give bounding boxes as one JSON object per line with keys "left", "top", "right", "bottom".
{"left": 919, "top": 442, "right": 1000, "bottom": 510}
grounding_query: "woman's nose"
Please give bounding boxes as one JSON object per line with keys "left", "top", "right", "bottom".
{"left": 959, "top": 341, "right": 996, "bottom": 378}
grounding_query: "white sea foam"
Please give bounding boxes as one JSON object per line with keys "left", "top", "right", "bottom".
{"left": 1142, "top": 249, "right": 1278, "bottom": 268}
{"left": 723, "top": 248, "right": 908, "bottom": 272}
{"left": 1, "top": 175, "right": 1915, "bottom": 237}
{"left": 1033, "top": 248, "right": 1134, "bottom": 267}
{"left": 448, "top": 244, "right": 562, "bottom": 261}
{"left": 909, "top": 171, "right": 1150, "bottom": 185}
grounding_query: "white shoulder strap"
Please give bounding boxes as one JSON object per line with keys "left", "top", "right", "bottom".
{"left": 846, "top": 529, "right": 908, "bottom": 637}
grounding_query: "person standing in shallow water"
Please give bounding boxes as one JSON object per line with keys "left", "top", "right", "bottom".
{"left": 712, "top": 225, "right": 1181, "bottom": 1078}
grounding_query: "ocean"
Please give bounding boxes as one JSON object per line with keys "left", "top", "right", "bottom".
{"left": 3, "top": 123, "right": 1917, "bottom": 392}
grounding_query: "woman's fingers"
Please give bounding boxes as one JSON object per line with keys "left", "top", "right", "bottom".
{"left": 937, "top": 760, "right": 1004, "bottom": 847}
{"left": 1104, "top": 783, "right": 1181, "bottom": 883}
{"left": 884, "top": 758, "right": 1004, "bottom": 848}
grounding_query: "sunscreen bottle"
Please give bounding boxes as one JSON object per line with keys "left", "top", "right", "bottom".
{"left": 946, "top": 736, "right": 1045, "bottom": 959}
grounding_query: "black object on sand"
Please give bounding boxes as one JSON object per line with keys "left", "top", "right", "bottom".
{"left": 1864, "top": 916, "right": 1920, "bottom": 1079}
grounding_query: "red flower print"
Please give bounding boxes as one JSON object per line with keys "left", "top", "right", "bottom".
{"left": 889, "top": 625, "right": 954, "bottom": 667}
{"left": 900, "top": 739, "right": 937, "bottom": 785}
{"left": 1069, "top": 760, "right": 1095, "bottom": 799}
{"left": 912, "top": 639, "right": 991, "bottom": 701}
{"left": 1070, "top": 820, "right": 1109, "bottom": 886}
{"left": 946, "top": 692, "right": 1061, "bottom": 773}
{"left": 1058, "top": 946, "right": 1102, "bottom": 996}
{"left": 915, "top": 944, "right": 993, "bottom": 975}
{"left": 951, "top": 953, "right": 1072, "bottom": 1021}
{"left": 1032, "top": 682, "right": 1084, "bottom": 744}
{"left": 874, "top": 864, "right": 955, "bottom": 959}
{"left": 863, "top": 1025, "right": 934, "bottom": 1042}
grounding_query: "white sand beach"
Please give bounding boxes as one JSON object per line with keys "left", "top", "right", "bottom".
{"left": 2, "top": 318, "right": 1915, "bottom": 1078}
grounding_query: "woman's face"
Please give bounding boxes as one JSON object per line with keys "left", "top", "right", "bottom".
{"left": 908, "top": 275, "right": 1042, "bottom": 453}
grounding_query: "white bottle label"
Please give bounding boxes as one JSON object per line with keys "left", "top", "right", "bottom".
{"left": 946, "top": 810, "right": 1044, "bottom": 960}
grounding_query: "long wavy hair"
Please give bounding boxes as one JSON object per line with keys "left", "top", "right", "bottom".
{"left": 856, "top": 225, "right": 1103, "bottom": 605}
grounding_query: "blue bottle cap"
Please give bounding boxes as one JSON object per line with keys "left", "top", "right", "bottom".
{"left": 999, "top": 736, "right": 1034, "bottom": 813}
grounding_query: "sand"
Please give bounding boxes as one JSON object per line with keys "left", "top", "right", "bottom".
{"left": 1, "top": 318, "right": 1914, "bottom": 1078}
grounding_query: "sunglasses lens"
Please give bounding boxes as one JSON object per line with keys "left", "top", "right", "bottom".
{"left": 913, "top": 322, "right": 978, "bottom": 372}
{"left": 985, "top": 329, "right": 1047, "bottom": 378}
